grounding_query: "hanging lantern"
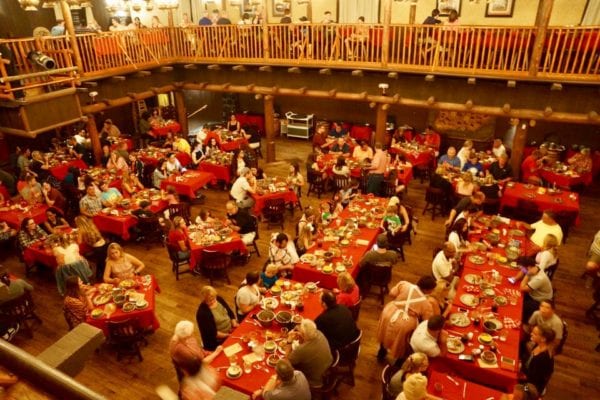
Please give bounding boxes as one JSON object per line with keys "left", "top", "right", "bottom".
{"left": 131, "top": 0, "right": 143, "bottom": 11}
{"left": 67, "top": 0, "right": 82, "bottom": 9}
{"left": 18, "top": 0, "right": 41, "bottom": 11}
{"left": 144, "top": 0, "right": 153, "bottom": 11}
{"left": 42, "top": 0, "right": 58, "bottom": 8}
{"left": 80, "top": 1, "right": 93, "bottom": 7}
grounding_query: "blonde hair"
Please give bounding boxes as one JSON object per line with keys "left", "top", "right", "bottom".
{"left": 543, "top": 233, "right": 559, "bottom": 257}
{"left": 429, "top": 280, "right": 449, "bottom": 304}
{"left": 464, "top": 140, "right": 473, "bottom": 148}
{"left": 402, "top": 373, "right": 428, "bottom": 400}
{"left": 461, "top": 172, "right": 473, "bottom": 183}
{"left": 199, "top": 285, "right": 217, "bottom": 303}
{"left": 107, "top": 242, "right": 124, "bottom": 260}
{"left": 74, "top": 216, "right": 103, "bottom": 246}
{"left": 388, "top": 196, "right": 400, "bottom": 207}
{"left": 401, "top": 352, "right": 429, "bottom": 374}
{"left": 265, "top": 264, "right": 279, "bottom": 275}
{"left": 337, "top": 272, "right": 356, "bottom": 294}
{"left": 386, "top": 205, "right": 398, "bottom": 215}
{"left": 297, "top": 224, "right": 313, "bottom": 249}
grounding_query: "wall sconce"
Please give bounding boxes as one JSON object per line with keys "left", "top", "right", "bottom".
{"left": 378, "top": 83, "right": 389, "bottom": 96}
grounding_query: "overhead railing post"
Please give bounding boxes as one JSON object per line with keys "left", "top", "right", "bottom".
{"left": 59, "top": 0, "right": 83, "bottom": 74}
{"left": 381, "top": 0, "right": 392, "bottom": 68}
{"left": 262, "top": 0, "right": 270, "bottom": 61}
{"left": 528, "top": 0, "right": 554, "bottom": 77}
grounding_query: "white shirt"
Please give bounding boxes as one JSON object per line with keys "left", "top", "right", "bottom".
{"left": 457, "top": 146, "right": 471, "bottom": 168}
{"left": 492, "top": 144, "right": 506, "bottom": 158}
{"left": 530, "top": 221, "right": 563, "bottom": 248}
{"left": 527, "top": 270, "right": 553, "bottom": 302}
{"left": 432, "top": 250, "right": 453, "bottom": 280}
{"left": 53, "top": 243, "right": 81, "bottom": 265}
{"left": 409, "top": 320, "right": 441, "bottom": 358}
{"left": 536, "top": 249, "right": 557, "bottom": 272}
{"left": 166, "top": 159, "right": 182, "bottom": 174}
{"left": 230, "top": 176, "right": 251, "bottom": 202}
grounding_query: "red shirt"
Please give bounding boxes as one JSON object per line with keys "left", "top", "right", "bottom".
{"left": 424, "top": 132, "right": 441, "bottom": 149}
{"left": 168, "top": 228, "right": 188, "bottom": 250}
{"left": 336, "top": 285, "right": 360, "bottom": 308}
{"left": 521, "top": 155, "right": 539, "bottom": 181}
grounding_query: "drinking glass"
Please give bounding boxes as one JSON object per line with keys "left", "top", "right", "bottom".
{"left": 229, "top": 355, "right": 238, "bottom": 367}
{"left": 243, "top": 360, "right": 252, "bottom": 374}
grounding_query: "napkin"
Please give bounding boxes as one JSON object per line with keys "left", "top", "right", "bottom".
{"left": 242, "top": 352, "right": 261, "bottom": 364}
{"left": 356, "top": 239, "right": 370, "bottom": 246}
{"left": 223, "top": 343, "right": 243, "bottom": 358}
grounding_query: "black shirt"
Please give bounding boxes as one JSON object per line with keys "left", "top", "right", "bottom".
{"left": 315, "top": 305, "right": 359, "bottom": 350}
{"left": 423, "top": 16, "right": 442, "bottom": 25}
{"left": 228, "top": 209, "right": 254, "bottom": 234}
{"left": 480, "top": 183, "right": 500, "bottom": 199}
{"left": 489, "top": 161, "right": 513, "bottom": 181}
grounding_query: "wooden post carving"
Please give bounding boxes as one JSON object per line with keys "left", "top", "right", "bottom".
{"left": 86, "top": 115, "right": 102, "bottom": 166}
{"left": 529, "top": 0, "right": 554, "bottom": 77}
{"left": 511, "top": 122, "right": 527, "bottom": 179}
{"left": 264, "top": 95, "right": 276, "bottom": 162}
{"left": 174, "top": 90, "right": 188, "bottom": 136}
{"left": 375, "top": 103, "right": 388, "bottom": 145}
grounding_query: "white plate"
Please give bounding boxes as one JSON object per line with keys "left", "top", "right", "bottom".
{"left": 447, "top": 338, "right": 465, "bottom": 354}
{"left": 464, "top": 274, "right": 481, "bottom": 285}
{"left": 460, "top": 294, "right": 478, "bottom": 307}
{"left": 226, "top": 366, "right": 242, "bottom": 379}
{"left": 300, "top": 254, "right": 316, "bottom": 264}
{"left": 449, "top": 312, "right": 470, "bottom": 327}
{"left": 261, "top": 297, "right": 279, "bottom": 310}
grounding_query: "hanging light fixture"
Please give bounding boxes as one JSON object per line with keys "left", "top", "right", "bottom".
{"left": 144, "top": 0, "right": 154, "bottom": 11}
{"left": 67, "top": 0, "right": 82, "bottom": 9}
{"left": 42, "top": 0, "right": 58, "bottom": 8}
{"left": 18, "top": 0, "right": 41, "bottom": 11}
{"left": 156, "top": 0, "right": 179, "bottom": 10}
{"left": 131, "top": 0, "right": 143, "bottom": 11}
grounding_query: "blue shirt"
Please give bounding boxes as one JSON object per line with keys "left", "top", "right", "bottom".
{"left": 438, "top": 155, "right": 461, "bottom": 169}
{"left": 331, "top": 143, "right": 350, "bottom": 154}
{"left": 199, "top": 17, "right": 212, "bottom": 26}
{"left": 260, "top": 273, "right": 278, "bottom": 289}
{"left": 462, "top": 161, "right": 483, "bottom": 175}
{"left": 101, "top": 188, "right": 122, "bottom": 204}
{"left": 51, "top": 25, "right": 65, "bottom": 36}
{"left": 329, "top": 128, "right": 347, "bottom": 138}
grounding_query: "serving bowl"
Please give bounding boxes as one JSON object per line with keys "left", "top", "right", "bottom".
{"left": 256, "top": 310, "right": 275, "bottom": 327}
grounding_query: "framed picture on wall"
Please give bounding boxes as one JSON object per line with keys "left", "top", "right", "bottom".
{"left": 436, "top": 0, "right": 462, "bottom": 17}
{"left": 273, "top": 1, "right": 290, "bottom": 17}
{"left": 485, "top": 0, "right": 515, "bottom": 17}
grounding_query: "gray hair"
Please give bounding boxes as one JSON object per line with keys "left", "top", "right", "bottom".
{"left": 173, "top": 320, "right": 194, "bottom": 341}
{"left": 300, "top": 319, "right": 318, "bottom": 341}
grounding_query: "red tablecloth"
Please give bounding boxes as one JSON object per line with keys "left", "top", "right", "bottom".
{"left": 85, "top": 275, "right": 160, "bottom": 336}
{"left": 221, "top": 138, "right": 248, "bottom": 152}
{"left": 292, "top": 196, "right": 386, "bottom": 289}
{"left": 235, "top": 113, "right": 265, "bottom": 133}
{"left": 189, "top": 235, "right": 247, "bottom": 269}
{"left": 539, "top": 168, "right": 592, "bottom": 188}
{"left": 93, "top": 199, "right": 167, "bottom": 241}
{"left": 150, "top": 122, "right": 182, "bottom": 138}
{"left": 22, "top": 229, "right": 92, "bottom": 270}
{"left": 426, "top": 369, "right": 507, "bottom": 400}
{"left": 251, "top": 190, "right": 298, "bottom": 216}
{"left": 110, "top": 138, "right": 134, "bottom": 152}
{"left": 389, "top": 146, "right": 434, "bottom": 167}
{"left": 138, "top": 151, "right": 192, "bottom": 168}
{"left": 318, "top": 154, "right": 365, "bottom": 179}
{"left": 0, "top": 185, "right": 10, "bottom": 201}
{"left": 349, "top": 125, "right": 373, "bottom": 141}
{"left": 199, "top": 161, "right": 232, "bottom": 183}
{"left": 0, "top": 204, "right": 48, "bottom": 229}
{"left": 160, "top": 171, "right": 216, "bottom": 199}
{"left": 209, "top": 284, "right": 324, "bottom": 395}
{"left": 49, "top": 159, "right": 88, "bottom": 181}
{"left": 500, "top": 183, "right": 580, "bottom": 225}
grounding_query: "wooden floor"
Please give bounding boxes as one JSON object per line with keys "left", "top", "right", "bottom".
{"left": 3, "top": 137, "right": 600, "bottom": 400}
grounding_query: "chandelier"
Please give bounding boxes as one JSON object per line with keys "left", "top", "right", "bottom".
{"left": 18, "top": 0, "right": 91, "bottom": 10}
{"left": 156, "top": 0, "right": 179, "bottom": 10}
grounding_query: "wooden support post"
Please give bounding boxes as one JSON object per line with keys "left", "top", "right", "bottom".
{"left": 375, "top": 103, "right": 389, "bottom": 145}
{"left": 86, "top": 115, "right": 102, "bottom": 166}
{"left": 174, "top": 90, "right": 188, "bottom": 136}
{"left": 381, "top": 0, "right": 392, "bottom": 67}
{"left": 409, "top": 4, "right": 417, "bottom": 24}
{"left": 59, "top": 0, "right": 83, "bottom": 74}
{"left": 264, "top": 95, "right": 276, "bottom": 162}
{"left": 261, "top": 0, "right": 270, "bottom": 60}
{"left": 167, "top": 10, "right": 175, "bottom": 27}
{"left": 528, "top": 0, "right": 554, "bottom": 77}
{"left": 511, "top": 121, "right": 527, "bottom": 178}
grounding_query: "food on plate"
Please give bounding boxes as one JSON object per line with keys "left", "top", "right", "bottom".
{"left": 91, "top": 308, "right": 104, "bottom": 319}
{"left": 494, "top": 296, "right": 508, "bottom": 306}
{"left": 267, "top": 354, "right": 281, "bottom": 367}
{"left": 460, "top": 294, "right": 478, "bottom": 307}
{"left": 119, "top": 279, "right": 136, "bottom": 289}
{"left": 104, "top": 303, "right": 116, "bottom": 315}
{"left": 335, "top": 264, "right": 346, "bottom": 274}
{"left": 264, "top": 340, "right": 277, "bottom": 353}
{"left": 305, "top": 282, "right": 317, "bottom": 292}
{"left": 275, "top": 311, "right": 292, "bottom": 325}
{"left": 261, "top": 297, "right": 279, "bottom": 310}
{"left": 257, "top": 310, "right": 275, "bottom": 327}
{"left": 322, "top": 264, "right": 333, "bottom": 274}
{"left": 226, "top": 365, "right": 242, "bottom": 378}
{"left": 122, "top": 302, "right": 136, "bottom": 312}
{"left": 464, "top": 274, "right": 481, "bottom": 285}
{"left": 446, "top": 338, "right": 464, "bottom": 354}
{"left": 98, "top": 283, "right": 113, "bottom": 293}
{"left": 300, "top": 254, "right": 316, "bottom": 264}
{"left": 449, "top": 313, "right": 470, "bottom": 327}
{"left": 135, "top": 299, "right": 149, "bottom": 309}
{"left": 270, "top": 285, "right": 282, "bottom": 295}
{"left": 480, "top": 350, "right": 497, "bottom": 364}
{"left": 478, "top": 333, "right": 493, "bottom": 344}
{"left": 468, "top": 255, "right": 486, "bottom": 265}
{"left": 93, "top": 293, "right": 112, "bottom": 306}
{"left": 340, "top": 239, "right": 350, "bottom": 246}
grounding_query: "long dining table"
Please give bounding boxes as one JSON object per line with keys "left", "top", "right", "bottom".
{"left": 188, "top": 229, "right": 248, "bottom": 269}
{"left": 160, "top": 170, "right": 217, "bottom": 199}
{"left": 0, "top": 203, "right": 48, "bottom": 229}
{"left": 209, "top": 281, "right": 324, "bottom": 396}
{"left": 292, "top": 195, "right": 387, "bottom": 289}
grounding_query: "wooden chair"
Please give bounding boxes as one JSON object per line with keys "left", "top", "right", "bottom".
{"left": 307, "top": 169, "right": 325, "bottom": 198}
{"left": 247, "top": 215, "right": 261, "bottom": 258}
{"left": 422, "top": 186, "right": 445, "bottom": 221}
{"left": 332, "top": 174, "right": 349, "bottom": 192}
{"left": 200, "top": 249, "right": 232, "bottom": 286}
{"left": 555, "top": 320, "right": 568, "bottom": 355}
{"left": 382, "top": 179, "right": 399, "bottom": 199}
{"left": 136, "top": 215, "right": 164, "bottom": 249}
{"left": 263, "top": 198, "right": 286, "bottom": 230}
{"left": 414, "top": 163, "right": 431, "bottom": 183}
{"left": 403, "top": 204, "right": 415, "bottom": 245}
{"left": 348, "top": 296, "right": 362, "bottom": 321}
{"left": 363, "top": 262, "right": 393, "bottom": 305}
{"left": 383, "top": 222, "right": 406, "bottom": 262}
{"left": 334, "top": 330, "right": 362, "bottom": 387}
{"left": 545, "top": 259, "right": 559, "bottom": 281}
{"left": 166, "top": 244, "right": 192, "bottom": 280}
{"left": 0, "top": 291, "right": 41, "bottom": 338}
{"left": 310, "top": 350, "right": 340, "bottom": 400}
{"left": 381, "top": 364, "right": 400, "bottom": 400}
{"left": 167, "top": 202, "right": 191, "bottom": 224}
{"left": 106, "top": 318, "right": 147, "bottom": 362}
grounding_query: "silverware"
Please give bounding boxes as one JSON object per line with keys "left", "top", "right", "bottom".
{"left": 446, "top": 375, "right": 460, "bottom": 386}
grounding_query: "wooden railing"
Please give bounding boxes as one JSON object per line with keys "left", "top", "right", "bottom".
{"left": 1, "top": 24, "right": 598, "bottom": 100}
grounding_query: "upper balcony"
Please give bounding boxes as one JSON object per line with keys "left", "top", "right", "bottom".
{"left": 0, "top": 23, "right": 599, "bottom": 102}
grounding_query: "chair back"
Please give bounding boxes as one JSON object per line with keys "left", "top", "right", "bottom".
{"left": 333, "top": 174, "right": 349, "bottom": 191}
{"left": 167, "top": 202, "right": 191, "bottom": 224}
{"left": 263, "top": 197, "right": 286, "bottom": 216}
{"left": 250, "top": 215, "right": 260, "bottom": 241}
{"left": 382, "top": 179, "right": 397, "bottom": 198}
{"left": 366, "top": 262, "right": 392, "bottom": 286}
{"left": 0, "top": 291, "right": 36, "bottom": 322}
{"left": 106, "top": 318, "right": 143, "bottom": 343}
{"left": 425, "top": 186, "right": 444, "bottom": 201}
{"left": 515, "top": 199, "right": 542, "bottom": 223}
{"left": 545, "top": 259, "right": 559, "bottom": 281}
{"left": 348, "top": 296, "right": 362, "bottom": 321}
{"left": 137, "top": 215, "right": 163, "bottom": 242}
{"left": 338, "top": 330, "right": 362, "bottom": 367}
{"left": 555, "top": 319, "right": 568, "bottom": 355}
{"left": 380, "top": 364, "right": 400, "bottom": 400}
{"left": 201, "top": 249, "right": 231, "bottom": 271}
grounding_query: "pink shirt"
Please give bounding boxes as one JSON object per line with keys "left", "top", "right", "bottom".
{"left": 370, "top": 149, "right": 388, "bottom": 174}
{"left": 337, "top": 285, "right": 360, "bottom": 307}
